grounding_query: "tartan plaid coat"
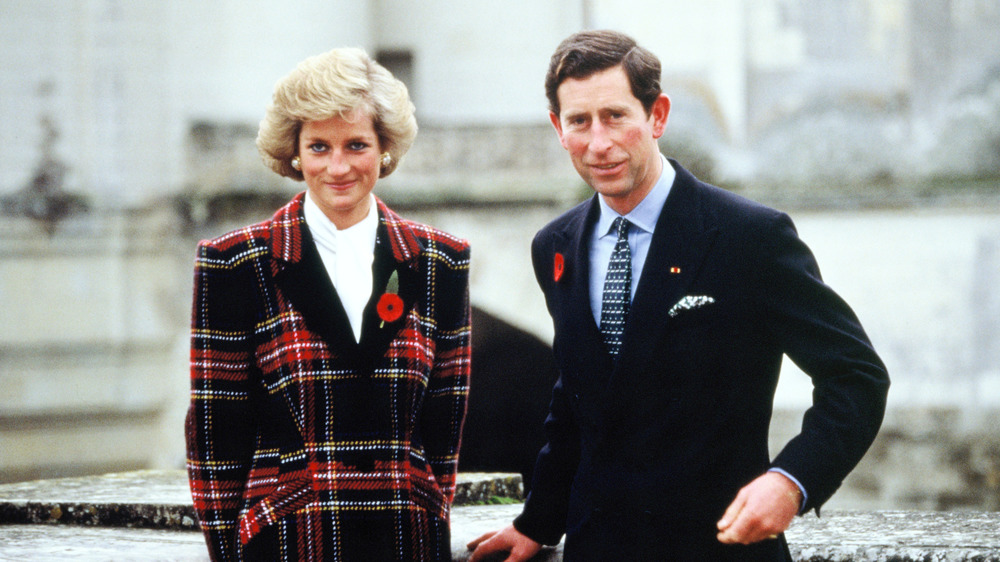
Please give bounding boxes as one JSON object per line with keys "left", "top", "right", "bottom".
{"left": 185, "top": 193, "right": 471, "bottom": 561}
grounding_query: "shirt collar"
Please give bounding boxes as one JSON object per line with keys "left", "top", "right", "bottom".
{"left": 303, "top": 191, "right": 378, "bottom": 253}
{"left": 596, "top": 153, "right": 675, "bottom": 237}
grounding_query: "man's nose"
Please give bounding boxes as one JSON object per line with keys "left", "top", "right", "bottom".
{"left": 588, "top": 123, "right": 613, "bottom": 152}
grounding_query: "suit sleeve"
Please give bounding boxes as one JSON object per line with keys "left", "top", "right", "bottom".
{"left": 512, "top": 233, "right": 581, "bottom": 545}
{"left": 185, "top": 241, "right": 258, "bottom": 561}
{"left": 759, "top": 212, "right": 890, "bottom": 513}
{"left": 420, "top": 240, "right": 472, "bottom": 508}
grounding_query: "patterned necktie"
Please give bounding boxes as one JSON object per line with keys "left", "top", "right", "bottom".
{"left": 600, "top": 217, "right": 632, "bottom": 361}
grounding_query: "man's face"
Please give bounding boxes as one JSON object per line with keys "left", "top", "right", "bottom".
{"left": 550, "top": 65, "right": 669, "bottom": 215}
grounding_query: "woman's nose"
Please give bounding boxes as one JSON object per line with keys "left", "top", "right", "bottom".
{"left": 325, "top": 152, "right": 350, "bottom": 175}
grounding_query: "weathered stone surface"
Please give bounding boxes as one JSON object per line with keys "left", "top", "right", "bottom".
{"left": 0, "top": 525, "right": 210, "bottom": 561}
{"left": 785, "top": 510, "right": 1000, "bottom": 561}
{"left": 0, "top": 470, "right": 198, "bottom": 529}
{"left": 450, "top": 507, "right": 1000, "bottom": 562}
{"left": 452, "top": 472, "right": 524, "bottom": 506}
{"left": 0, "top": 470, "right": 522, "bottom": 528}
{"left": 2, "top": 472, "right": 999, "bottom": 561}
{"left": 2, "top": 507, "right": 1000, "bottom": 560}
{"left": 0, "top": 506, "right": 553, "bottom": 562}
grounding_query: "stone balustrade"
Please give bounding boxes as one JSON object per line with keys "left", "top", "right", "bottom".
{"left": 0, "top": 471, "right": 998, "bottom": 561}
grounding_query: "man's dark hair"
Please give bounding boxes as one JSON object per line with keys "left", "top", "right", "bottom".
{"left": 545, "top": 30, "right": 662, "bottom": 117}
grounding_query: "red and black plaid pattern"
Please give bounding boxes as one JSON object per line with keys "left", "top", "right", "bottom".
{"left": 185, "top": 194, "right": 471, "bottom": 561}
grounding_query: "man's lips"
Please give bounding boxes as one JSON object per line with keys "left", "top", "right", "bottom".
{"left": 589, "top": 161, "right": 625, "bottom": 175}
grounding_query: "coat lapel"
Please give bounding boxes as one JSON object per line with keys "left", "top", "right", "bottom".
{"left": 605, "top": 162, "right": 719, "bottom": 411}
{"left": 268, "top": 194, "right": 422, "bottom": 370}
{"left": 357, "top": 198, "right": 423, "bottom": 364}
{"left": 270, "top": 194, "right": 360, "bottom": 359}
{"left": 551, "top": 197, "right": 616, "bottom": 380}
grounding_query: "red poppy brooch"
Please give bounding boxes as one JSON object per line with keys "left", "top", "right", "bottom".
{"left": 553, "top": 253, "right": 565, "bottom": 282}
{"left": 377, "top": 270, "right": 404, "bottom": 327}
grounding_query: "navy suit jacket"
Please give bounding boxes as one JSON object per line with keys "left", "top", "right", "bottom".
{"left": 514, "top": 161, "right": 889, "bottom": 561}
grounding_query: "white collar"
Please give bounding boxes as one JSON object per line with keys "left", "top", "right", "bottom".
{"left": 303, "top": 192, "right": 379, "bottom": 255}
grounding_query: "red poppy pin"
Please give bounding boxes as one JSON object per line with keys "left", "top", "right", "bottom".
{"left": 553, "top": 253, "right": 565, "bottom": 282}
{"left": 377, "top": 270, "right": 404, "bottom": 327}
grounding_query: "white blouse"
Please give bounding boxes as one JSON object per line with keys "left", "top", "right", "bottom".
{"left": 303, "top": 192, "right": 378, "bottom": 342}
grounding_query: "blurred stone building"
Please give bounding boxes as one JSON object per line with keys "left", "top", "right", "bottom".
{"left": 2, "top": 0, "right": 999, "bottom": 207}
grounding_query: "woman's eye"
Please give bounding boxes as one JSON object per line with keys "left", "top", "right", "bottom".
{"left": 308, "top": 143, "right": 328, "bottom": 153}
{"left": 349, "top": 141, "right": 369, "bottom": 151}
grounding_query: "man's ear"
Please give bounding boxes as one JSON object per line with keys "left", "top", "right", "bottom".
{"left": 650, "top": 94, "right": 671, "bottom": 139}
{"left": 549, "top": 111, "right": 568, "bottom": 149}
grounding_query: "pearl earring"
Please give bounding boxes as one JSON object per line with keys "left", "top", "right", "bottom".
{"left": 291, "top": 156, "right": 301, "bottom": 171}
{"left": 380, "top": 152, "right": 391, "bottom": 168}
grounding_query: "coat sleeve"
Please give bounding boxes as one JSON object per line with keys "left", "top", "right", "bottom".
{"left": 511, "top": 232, "right": 581, "bottom": 546}
{"left": 185, "top": 240, "right": 258, "bottom": 561}
{"left": 758, "top": 211, "right": 890, "bottom": 513}
{"left": 420, "top": 240, "right": 472, "bottom": 508}
{"left": 512, "top": 374, "right": 580, "bottom": 545}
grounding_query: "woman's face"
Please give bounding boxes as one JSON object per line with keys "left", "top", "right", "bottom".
{"left": 298, "top": 110, "right": 382, "bottom": 229}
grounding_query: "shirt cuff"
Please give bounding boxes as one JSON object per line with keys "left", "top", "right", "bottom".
{"left": 768, "top": 467, "right": 808, "bottom": 513}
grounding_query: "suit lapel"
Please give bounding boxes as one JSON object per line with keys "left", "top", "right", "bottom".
{"left": 603, "top": 162, "right": 719, "bottom": 410}
{"left": 551, "top": 197, "right": 616, "bottom": 379}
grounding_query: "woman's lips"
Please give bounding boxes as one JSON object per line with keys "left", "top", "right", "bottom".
{"left": 324, "top": 180, "right": 356, "bottom": 191}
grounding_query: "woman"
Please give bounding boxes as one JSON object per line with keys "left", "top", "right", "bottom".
{"left": 185, "top": 48, "right": 471, "bottom": 561}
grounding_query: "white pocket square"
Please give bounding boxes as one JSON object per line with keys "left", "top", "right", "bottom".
{"left": 668, "top": 295, "right": 716, "bottom": 318}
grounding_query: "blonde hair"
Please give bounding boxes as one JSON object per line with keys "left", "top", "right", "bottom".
{"left": 257, "top": 48, "right": 417, "bottom": 179}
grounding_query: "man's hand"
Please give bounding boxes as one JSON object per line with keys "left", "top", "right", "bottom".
{"left": 467, "top": 524, "right": 542, "bottom": 562}
{"left": 716, "top": 471, "right": 801, "bottom": 545}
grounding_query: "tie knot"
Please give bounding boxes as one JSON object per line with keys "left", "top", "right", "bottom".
{"left": 612, "top": 217, "right": 631, "bottom": 240}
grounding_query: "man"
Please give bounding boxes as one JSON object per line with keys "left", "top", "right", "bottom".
{"left": 468, "top": 30, "right": 889, "bottom": 561}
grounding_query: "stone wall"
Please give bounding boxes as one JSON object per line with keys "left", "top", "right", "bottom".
{"left": 0, "top": 211, "right": 191, "bottom": 483}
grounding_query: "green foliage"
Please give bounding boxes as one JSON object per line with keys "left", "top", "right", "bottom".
{"left": 486, "top": 495, "right": 522, "bottom": 505}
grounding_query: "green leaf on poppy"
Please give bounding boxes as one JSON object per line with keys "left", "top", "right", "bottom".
{"left": 386, "top": 269, "right": 399, "bottom": 294}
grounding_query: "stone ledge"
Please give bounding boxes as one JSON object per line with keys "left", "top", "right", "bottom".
{"left": 0, "top": 525, "right": 210, "bottom": 561}
{"left": 451, "top": 506, "right": 1000, "bottom": 562}
{"left": 2, "top": 472, "right": 999, "bottom": 561}
{"left": 0, "top": 470, "right": 522, "bottom": 529}
{"left": 452, "top": 472, "right": 524, "bottom": 506}
{"left": 3, "top": 506, "right": 999, "bottom": 561}
{"left": 0, "top": 470, "right": 198, "bottom": 529}
{"left": 784, "top": 510, "right": 1000, "bottom": 561}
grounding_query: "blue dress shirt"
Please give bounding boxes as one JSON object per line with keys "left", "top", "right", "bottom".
{"left": 589, "top": 154, "right": 674, "bottom": 326}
